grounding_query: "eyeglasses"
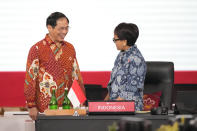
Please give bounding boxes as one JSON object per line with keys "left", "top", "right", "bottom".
{"left": 58, "top": 26, "right": 70, "bottom": 32}
{"left": 113, "top": 38, "right": 120, "bottom": 43}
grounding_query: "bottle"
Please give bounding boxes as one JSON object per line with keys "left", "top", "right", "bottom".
{"left": 62, "top": 88, "right": 71, "bottom": 109}
{"left": 49, "top": 88, "right": 58, "bottom": 109}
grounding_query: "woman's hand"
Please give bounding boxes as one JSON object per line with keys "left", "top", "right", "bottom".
{"left": 116, "top": 96, "right": 124, "bottom": 100}
{"left": 104, "top": 93, "right": 110, "bottom": 101}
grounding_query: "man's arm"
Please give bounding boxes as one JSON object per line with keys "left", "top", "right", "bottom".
{"left": 24, "top": 45, "right": 39, "bottom": 120}
{"left": 72, "top": 58, "right": 85, "bottom": 95}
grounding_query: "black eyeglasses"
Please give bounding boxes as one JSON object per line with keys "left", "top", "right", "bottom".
{"left": 113, "top": 38, "right": 120, "bottom": 43}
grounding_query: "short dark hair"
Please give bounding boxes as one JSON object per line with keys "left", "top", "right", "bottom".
{"left": 46, "top": 12, "right": 69, "bottom": 28}
{"left": 114, "top": 22, "right": 139, "bottom": 46}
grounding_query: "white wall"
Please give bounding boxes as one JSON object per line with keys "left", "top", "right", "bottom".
{"left": 0, "top": 0, "right": 197, "bottom": 71}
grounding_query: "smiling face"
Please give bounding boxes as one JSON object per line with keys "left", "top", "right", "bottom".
{"left": 47, "top": 17, "right": 69, "bottom": 43}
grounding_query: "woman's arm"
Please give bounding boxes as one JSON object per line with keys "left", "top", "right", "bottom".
{"left": 104, "top": 93, "right": 110, "bottom": 101}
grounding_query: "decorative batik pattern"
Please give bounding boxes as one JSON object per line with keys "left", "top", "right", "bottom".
{"left": 39, "top": 72, "right": 57, "bottom": 98}
{"left": 24, "top": 34, "right": 84, "bottom": 112}
{"left": 107, "top": 45, "right": 147, "bottom": 111}
{"left": 72, "top": 59, "right": 79, "bottom": 80}
{"left": 28, "top": 59, "right": 39, "bottom": 80}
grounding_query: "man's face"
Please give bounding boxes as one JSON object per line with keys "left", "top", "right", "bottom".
{"left": 47, "top": 18, "right": 69, "bottom": 43}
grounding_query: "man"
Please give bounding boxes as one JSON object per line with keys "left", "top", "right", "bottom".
{"left": 24, "top": 12, "right": 85, "bottom": 120}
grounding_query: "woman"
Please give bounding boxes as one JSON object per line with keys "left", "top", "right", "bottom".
{"left": 105, "top": 23, "right": 147, "bottom": 111}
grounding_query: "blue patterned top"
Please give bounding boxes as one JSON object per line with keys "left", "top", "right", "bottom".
{"left": 107, "top": 45, "right": 147, "bottom": 111}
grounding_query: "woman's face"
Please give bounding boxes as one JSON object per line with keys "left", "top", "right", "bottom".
{"left": 113, "top": 34, "right": 126, "bottom": 50}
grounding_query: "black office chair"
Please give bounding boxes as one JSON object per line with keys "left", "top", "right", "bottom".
{"left": 144, "top": 61, "right": 174, "bottom": 109}
{"left": 84, "top": 84, "right": 108, "bottom": 106}
{"left": 84, "top": 62, "right": 174, "bottom": 109}
{"left": 85, "top": 84, "right": 107, "bottom": 100}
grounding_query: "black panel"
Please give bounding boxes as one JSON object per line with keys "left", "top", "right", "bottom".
{"left": 173, "top": 84, "right": 197, "bottom": 113}
{"left": 85, "top": 84, "right": 108, "bottom": 100}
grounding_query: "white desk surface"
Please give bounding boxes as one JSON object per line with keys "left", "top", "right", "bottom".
{"left": 0, "top": 114, "right": 35, "bottom": 131}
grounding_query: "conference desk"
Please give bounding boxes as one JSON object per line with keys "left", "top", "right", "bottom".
{"left": 35, "top": 113, "right": 175, "bottom": 131}
{"left": 0, "top": 115, "right": 35, "bottom": 131}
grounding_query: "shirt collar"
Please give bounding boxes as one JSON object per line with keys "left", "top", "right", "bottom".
{"left": 44, "top": 34, "right": 65, "bottom": 46}
{"left": 121, "top": 44, "right": 137, "bottom": 55}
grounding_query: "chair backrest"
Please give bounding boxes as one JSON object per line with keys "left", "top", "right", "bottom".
{"left": 144, "top": 61, "right": 174, "bottom": 109}
{"left": 84, "top": 84, "right": 108, "bottom": 100}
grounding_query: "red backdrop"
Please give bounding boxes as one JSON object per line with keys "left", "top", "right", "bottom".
{"left": 0, "top": 71, "right": 197, "bottom": 107}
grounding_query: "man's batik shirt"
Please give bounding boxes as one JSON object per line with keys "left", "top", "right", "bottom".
{"left": 24, "top": 34, "right": 84, "bottom": 112}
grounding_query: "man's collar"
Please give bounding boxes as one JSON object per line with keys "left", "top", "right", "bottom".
{"left": 44, "top": 34, "right": 65, "bottom": 46}
{"left": 45, "top": 34, "right": 54, "bottom": 45}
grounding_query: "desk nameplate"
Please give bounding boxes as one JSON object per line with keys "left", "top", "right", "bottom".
{"left": 88, "top": 101, "right": 135, "bottom": 114}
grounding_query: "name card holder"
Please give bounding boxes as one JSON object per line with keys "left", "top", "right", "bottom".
{"left": 88, "top": 100, "right": 135, "bottom": 115}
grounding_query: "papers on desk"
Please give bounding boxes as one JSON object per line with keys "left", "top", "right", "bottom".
{"left": 0, "top": 115, "right": 35, "bottom": 131}
{"left": 135, "top": 111, "right": 151, "bottom": 114}
{"left": 4, "top": 111, "right": 29, "bottom": 116}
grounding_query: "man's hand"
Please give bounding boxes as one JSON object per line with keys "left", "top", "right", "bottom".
{"left": 28, "top": 107, "right": 38, "bottom": 120}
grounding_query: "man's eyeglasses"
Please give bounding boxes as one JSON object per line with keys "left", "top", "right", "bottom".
{"left": 58, "top": 26, "right": 70, "bottom": 32}
{"left": 113, "top": 38, "right": 120, "bottom": 43}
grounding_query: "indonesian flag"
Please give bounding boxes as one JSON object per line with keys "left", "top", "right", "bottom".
{"left": 68, "top": 79, "right": 86, "bottom": 108}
